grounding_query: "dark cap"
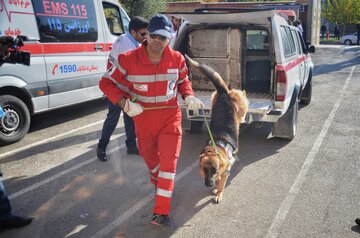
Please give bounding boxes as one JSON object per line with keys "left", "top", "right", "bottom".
{"left": 148, "top": 14, "right": 173, "bottom": 39}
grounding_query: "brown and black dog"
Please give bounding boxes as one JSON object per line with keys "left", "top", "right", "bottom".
{"left": 185, "top": 55, "right": 249, "bottom": 203}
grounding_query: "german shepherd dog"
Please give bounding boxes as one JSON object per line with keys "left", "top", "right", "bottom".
{"left": 185, "top": 55, "right": 249, "bottom": 203}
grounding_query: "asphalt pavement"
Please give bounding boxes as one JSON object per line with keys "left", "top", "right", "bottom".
{"left": 0, "top": 44, "right": 359, "bottom": 238}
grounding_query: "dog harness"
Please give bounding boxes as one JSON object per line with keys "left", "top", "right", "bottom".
{"left": 209, "top": 139, "right": 238, "bottom": 175}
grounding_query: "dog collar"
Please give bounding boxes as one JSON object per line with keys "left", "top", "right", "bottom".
{"left": 210, "top": 139, "right": 237, "bottom": 166}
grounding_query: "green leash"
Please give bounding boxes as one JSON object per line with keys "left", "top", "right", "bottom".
{"left": 201, "top": 108, "right": 219, "bottom": 155}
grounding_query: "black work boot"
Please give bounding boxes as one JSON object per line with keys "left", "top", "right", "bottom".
{"left": 96, "top": 147, "right": 107, "bottom": 161}
{"left": 0, "top": 215, "right": 33, "bottom": 229}
{"left": 150, "top": 213, "right": 172, "bottom": 227}
{"left": 356, "top": 218, "right": 360, "bottom": 226}
{"left": 126, "top": 147, "right": 139, "bottom": 155}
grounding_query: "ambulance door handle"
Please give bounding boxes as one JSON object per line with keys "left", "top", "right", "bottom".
{"left": 94, "top": 45, "right": 103, "bottom": 51}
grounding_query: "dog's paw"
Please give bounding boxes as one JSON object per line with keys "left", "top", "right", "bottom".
{"left": 214, "top": 193, "right": 223, "bottom": 203}
{"left": 212, "top": 188, "right": 218, "bottom": 195}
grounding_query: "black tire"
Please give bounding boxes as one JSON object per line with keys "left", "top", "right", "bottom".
{"left": 272, "top": 101, "right": 298, "bottom": 140}
{"left": 300, "top": 75, "right": 312, "bottom": 105}
{"left": 344, "top": 39, "right": 352, "bottom": 45}
{"left": 185, "top": 121, "right": 203, "bottom": 134}
{"left": 0, "top": 95, "right": 31, "bottom": 145}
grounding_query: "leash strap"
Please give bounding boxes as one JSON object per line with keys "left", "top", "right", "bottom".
{"left": 201, "top": 108, "right": 219, "bottom": 155}
{"left": 201, "top": 108, "right": 236, "bottom": 176}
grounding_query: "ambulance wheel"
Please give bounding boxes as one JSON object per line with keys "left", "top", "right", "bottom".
{"left": 0, "top": 95, "right": 31, "bottom": 145}
{"left": 300, "top": 73, "right": 312, "bottom": 105}
{"left": 272, "top": 100, "right": 298, "bottom": 140}
{"left": 185, "top": 121, "right": 203, "bottom": 134}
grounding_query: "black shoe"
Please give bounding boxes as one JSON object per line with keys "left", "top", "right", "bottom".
{"left": 150, "top": 213, "right": 172, "bottom": 227}
{"left": 96, "top": 147, "right": 107, "bottom": 161}
{"left": 356, "top": 218, "right": 360, "bottom": 226}
{"left": 0, "top": 215, "right": 33, "bottom": 229}
{"left": 127, "top": 147, "right": 139, "bottom": 155}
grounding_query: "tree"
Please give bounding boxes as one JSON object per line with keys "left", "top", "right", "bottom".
{"left": 322, "top": 0, "right": 360, "bottom": 34}
{"left": 119, "top": 0, "right": 166, "bottom": 20}
{"left": 224, "top": 0, "right": 282, "bottom": 2}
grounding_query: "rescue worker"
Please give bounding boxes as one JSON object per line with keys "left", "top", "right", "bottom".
{"left": 99, "top": 14, "right": 204, "bottom": 227}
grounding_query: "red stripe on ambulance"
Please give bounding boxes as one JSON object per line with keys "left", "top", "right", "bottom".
{"left": 22, "top": 43, "right": 108, "bottom": 55}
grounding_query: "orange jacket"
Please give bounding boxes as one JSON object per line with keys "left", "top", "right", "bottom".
{"left": 99, "top": 41, "right": 194, "bottom": 108}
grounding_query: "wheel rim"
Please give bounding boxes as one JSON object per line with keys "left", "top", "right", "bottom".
{"left": 0, "top": 107, "right": 20, "bottom": 133}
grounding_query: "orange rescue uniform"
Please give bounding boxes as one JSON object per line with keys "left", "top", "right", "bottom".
{"left": 99, "top": 41, "right": 194, "bottom": 215}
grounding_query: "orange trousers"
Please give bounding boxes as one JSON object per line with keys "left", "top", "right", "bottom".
{"left": 134, "top": 107, "right": 182, "bottom": 215}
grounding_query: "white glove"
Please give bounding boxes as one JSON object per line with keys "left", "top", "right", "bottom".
{"left": 185, "top": 95, "right": 205, "bottom": 110}
{"left": 123, "top": 98, "right": 143, "bottom": 117}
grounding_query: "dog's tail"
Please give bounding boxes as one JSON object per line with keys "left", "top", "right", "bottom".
{"left": 185, "top": 54, "right": 228, "bottom": 94}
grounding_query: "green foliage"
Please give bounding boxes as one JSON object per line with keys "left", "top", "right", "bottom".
{"left": 119, "top": 0, "right": 166, "bottom": 20}
{"left": 224, "top": 0, "right": 285, "bottom": 1}
{"left": 322, "top": 0, "right": 360, "bottom": 24}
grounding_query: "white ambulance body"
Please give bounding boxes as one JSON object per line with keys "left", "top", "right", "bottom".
{"left": 0, "top": 0, "right": 130, "bottom": 145}
{"left": 172, "top": 10, "right": 315, "bottom": 140}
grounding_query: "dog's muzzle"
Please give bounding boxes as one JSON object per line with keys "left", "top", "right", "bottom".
{"left": 205, "top": 178, "right": 214, "bottom": 187}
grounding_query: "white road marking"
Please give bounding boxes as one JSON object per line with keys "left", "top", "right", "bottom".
{"left": 5, "top": 116, "right": 200, "bottom": 237}
{"left": 8, "top": 143, "right": 125, "bottom": 199}
{"left": 91, "top": 159, "right": 199, "bottom": 238}
{"left": 266, "top": 66, "right": 355, "bottom": 238}
{"left": 0, "top": 120, "right": 105, "bottom": 160}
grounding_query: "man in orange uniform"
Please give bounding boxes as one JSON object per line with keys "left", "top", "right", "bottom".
{"left": 99, "top": 14, "right": 204, "bottom": 227}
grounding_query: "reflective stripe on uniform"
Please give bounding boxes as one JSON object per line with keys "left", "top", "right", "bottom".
{"left": 151, "top": 164, "right": 160, "bottom": 174}
{"left": 130, "top": 92, "right": 177, "bottom": 103}
{"left": 109, "top": 54, "right": 116, "bottom": 64}
{"left": 158, "top": 171, "right": 176, "bottom": 180}
{"left": 176, "top": 76, "right": 188, "bottom": 84}
{"left": 103, "top": 72, "right": 131, "bottom": 93}
{"left": 156, "top": 188, "right": 173, "bottom": 198}
{"left": 113, "top": 59, "right": 127, "bottom": 75}
{"left": 179, "top": 66, "right": 186, "bottom": 73}
{"left": 127, "top": 74, "right": 178, "bottom": 83}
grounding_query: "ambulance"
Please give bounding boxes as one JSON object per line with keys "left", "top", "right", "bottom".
{"left": 0, "top": 0, "right": 130, "bottom": 145}
{"left": 172, "top": 9, "right": 315, "bottom": 140}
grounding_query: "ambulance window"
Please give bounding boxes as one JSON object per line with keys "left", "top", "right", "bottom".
{"left": 285, "top": 27, "right": 296, "bottom": 55}
{"left": 280, "top": 26, "right": 296, "bottom": 58}
{"left": 296, "top": 31, "right": 307, "bottom": 53}
{"left": 103, "top": 3, "right": 125, "bottom": 36}
{"left": 32, "top": 0, "right": 98, "bottom": 42}
{"left": 120, "top": 8, "right": 130, "bottom": 32}
{"left": 246, "top": 30, "right": 269, "bottom": 50}
{"left": 291, "top": 29, "right": 301, "bottom": 55}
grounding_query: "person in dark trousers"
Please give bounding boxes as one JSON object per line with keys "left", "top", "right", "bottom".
{"left": 334, "top": 25, "right": 340, "bottom": 40}
{"left": 97, "top": 17, "right": 148, "bottom": 161}
{"left": 321, "top": 24, "right": 327, "bottom": 39}
{"left": 357, "top": 22, "right": 360, "bottom": 45}
{"left": 0, "top": 169, "right": 33, "bottom": 229}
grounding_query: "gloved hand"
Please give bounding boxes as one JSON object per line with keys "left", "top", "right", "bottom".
{"left": 185, "top": 95, "right": 205, "bottom": 110}
{"left": 123, "top": 98, "right": 143, "bottom": 117}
